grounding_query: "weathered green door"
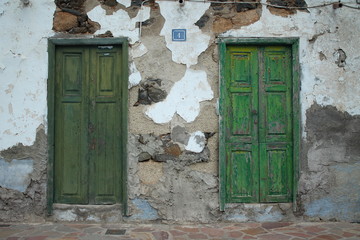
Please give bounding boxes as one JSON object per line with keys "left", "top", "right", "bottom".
{"left": 224, "top": 45, "right": 293, "bottom": 203}
{"left": 54, "top": 45, "right": 123, "bottom": 204}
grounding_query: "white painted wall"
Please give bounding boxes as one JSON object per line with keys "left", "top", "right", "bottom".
{"left": 145, "top": 68, "right": 214, "bottom": 123}
{"left": 0, "top": 0, "right": 54, "bottom": 150}
{"left": 88, "top": 5, "right": 151, "bottom": 44}
{"left": 158, "top": 1, "right": 211, "bottom": 67}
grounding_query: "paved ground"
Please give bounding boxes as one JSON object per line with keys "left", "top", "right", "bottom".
{"left": 0, "top": 222, "right": 359, "bottom": 240}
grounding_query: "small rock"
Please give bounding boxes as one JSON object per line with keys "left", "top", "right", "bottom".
{"left": 138, "top": 152, "right": 152, "bottom": 162}
{"left": 154, "top": 154, "right": 176, "bottom": 162}
{"left": 164, "top": 143, "right": 182, "bottom": 157}
{"left": 212, "top": 17, "right": 233, "bottom": 34}
{"left": 53, "top": 11, "right": 78, "bottom": 32}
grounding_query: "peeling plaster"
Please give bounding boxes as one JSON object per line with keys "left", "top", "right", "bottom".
{"left": 118, "top": 0, "right": 131, "bottom": 8}
{"left": 128, "top": 198, "right": 159, "bottom": 221}
{"left": 87, "top": 5, "right": 150, "bottom": 44}
{"left": 131, "top": 42, "right": 148, "bottom": 59}
{"left": 129, "top": 61, "right": 142, "bottom": 89}
{"left": 0, "top": 159, "right": 33, "bottom": 192}
{"left": 185, "top": 131, "right": 206, "bottom": 153}
{"left": 0, "top": 0, "right": 54, "bottom": 150}
{"left": 145, "top": 68, "right": 213, "bottom": 123}
{"left": 158, "top": 1, "right": 211, "bottom": 67}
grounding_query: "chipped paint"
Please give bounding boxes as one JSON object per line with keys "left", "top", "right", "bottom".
{"left": 158, "top": 1, "right": 211, "bottom": 67}
{"left": 145, "top": 68, "right": 213, "bottom": 123}
{"left": 88, "top": 5, "right": 150, "bottom": 44}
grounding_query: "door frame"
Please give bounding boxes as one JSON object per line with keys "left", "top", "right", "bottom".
{"left": 47, "top": 38, "right": 129, "bottom": 215}
{"left": 218, "top": 38, "right": 300, "bottom": 211}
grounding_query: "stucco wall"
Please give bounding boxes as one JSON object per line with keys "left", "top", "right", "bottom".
{"left": 0, "top": 0, "right": 359, "bottom": 223}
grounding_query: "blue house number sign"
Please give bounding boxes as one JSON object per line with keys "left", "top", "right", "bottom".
{"left": 172, "top": 29, "right": 186, "bottom": 41}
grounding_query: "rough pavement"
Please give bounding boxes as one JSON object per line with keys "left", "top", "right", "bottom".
{"left": 0, "top": 222, "right": 359, "bottom": 240}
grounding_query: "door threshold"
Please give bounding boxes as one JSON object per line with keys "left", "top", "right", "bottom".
{"left": 51, "top": 203, "right": 122, "bottom": 223}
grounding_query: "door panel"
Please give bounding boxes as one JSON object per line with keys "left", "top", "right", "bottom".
{"left": 225, "top": 47, "right": 259, "bottom": 203}
{"left": 93, "top": 103, "right": 119, "bottom": 204}
{"left": 225, "top": 45, "right": 293, "bottom": 203}
{"left": 259, "top": 143, "right": 292, "bottom": 202}
{"left": 54, "top": 45, "right": 123, "bottom": 205}
{"left": 226, "top": 144, "right": 259, "bottom": 202}
{"left": 55, "top": 48, "right": 88, "bottom": 204}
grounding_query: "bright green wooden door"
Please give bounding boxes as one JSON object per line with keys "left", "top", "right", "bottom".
{"left": 54, "top": 45, "right": 123, "bottom": 204}
{"left": 224, "top": 45, "right": 293, "bottom": 203}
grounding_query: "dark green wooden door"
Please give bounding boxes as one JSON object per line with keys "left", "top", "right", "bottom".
{"left": 224, "top": 45, "right": 293, "bottom": 203}
{"left": 54, "top": 45, "right": 123, "bottom": 204}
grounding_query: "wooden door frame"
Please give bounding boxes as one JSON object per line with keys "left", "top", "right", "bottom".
{"left": 218, "top": 38, "right": 300, "bottom": 211}
{"left": 47, "top": 38, "right": 129, "bottom": 216}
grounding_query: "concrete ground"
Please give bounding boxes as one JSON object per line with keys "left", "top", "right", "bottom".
{"left": 0, "top": 222, "right": 359, "bottom": 240}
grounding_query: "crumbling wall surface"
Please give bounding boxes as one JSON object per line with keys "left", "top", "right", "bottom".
{"left": 127, "top": 0, "right": 360, "bottom": 223}
{"left": 0, "top": 0, "right": 54, "bottom": 222}
{"left": 300, "top": 104, "right": 360, "bottom": 222}
{"left": 0, "top": 127, "right": 47, "bottom": 222}
{"left": 2, "top": 0, "right": 360, "bottom": 223}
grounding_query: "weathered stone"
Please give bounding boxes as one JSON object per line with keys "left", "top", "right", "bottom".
{"left": 212, "top": 17, "right": 233, "bottom": 33}
{"left": 182, "top": 147, "right": 210, "bottom": 164}
{"left": 138, "top": 152, "right": 152, "bottom": 162}
{"left": 131, "top": 0, "right": 143, "bottom": 7}
{"left": 147, "top": 86, "right": 166, "bottom": 103}
{"left": 141, "top": 18, "right": 156, "bottom": 27}
{"left": 334, "top": 49, "right": 346, "bottom": 67}
{"left": 95, "top": 30, "right": 113, "bottom": 38}
{"left": 171, "top": 126, "right": 190, "bottom": 145}
{"left": 134, "top": 88, "right": 151, "bottom": 106}
{"left": 232, "top": 9, "right": 261, "bottom": 28}
{"left": 236, "top": 3, "right": 257, "bottom": 12}
{"left": 164, "top": 143, "right": 182, "bottom": 157}
{"left": 195, "top": 14, "right": 210, "bottom": 29}
{"left": 138, "top": 160, "right": 163, "bottom": 185}
{"left": 101, "top": 0, "right": 118, "bottom": 7}
{"left": 154, "top": 154, "right": 176, "bottom": 162}
{"left": 204, "top": 132, "right": 215, "bottom": 139}
{"left": 69, "top": 27, "right": 88, "bottom": 34}
{"left": 55, "top": 0, "right": 85, "bottom": 12}
{"left": 267, "top": 0, "right": 307, "bottom": 16}
{"left": 134, "top": 79, "right": 167, "bottom": 106}
{"left": 53, "top": 11, "right": 78, "bottom": 32}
